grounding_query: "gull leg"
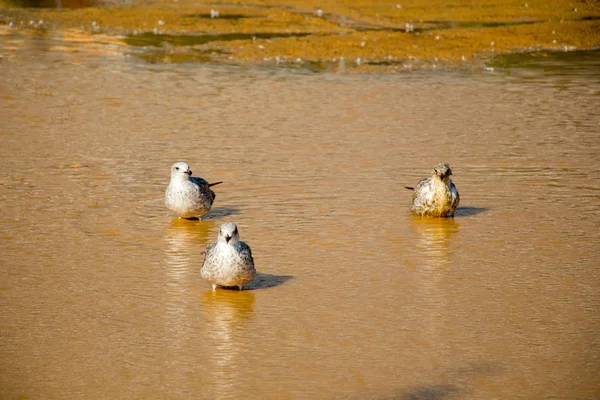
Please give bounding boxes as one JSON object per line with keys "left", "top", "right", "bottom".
{"left": 238, "top": 285, "right": 243, "bottom": 291}
{"left": 212, "top": 284, "right": 217, "bottom": 291}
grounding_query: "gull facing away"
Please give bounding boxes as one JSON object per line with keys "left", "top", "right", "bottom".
{"left": 165, "top": 162, "right": 222, "bottom": 219}
{"left": 406, "top": 163, "right": 460, "bottom": 217}
{"left": 201, "top": 223, "right": 256, "bottom": 291}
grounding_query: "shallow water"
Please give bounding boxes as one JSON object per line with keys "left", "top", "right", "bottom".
{"left": 1, "top": 29, "right": 599, "bottom": 400}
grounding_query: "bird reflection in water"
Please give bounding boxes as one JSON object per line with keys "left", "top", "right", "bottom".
{"left": 200, "top": 289, "right": 255, "bottom": 398}
{"left": 162, "top": 217, "right": 216, "bottom": 385}
{"left": 410, "top": 216, "right": 459, "bottom": 374}
{"left": 411, "top": 216, "right": 459, "bottom": 265}
{"left": 410, "top": 215, "right": 459, "bottom": 304}
{"left": 164, "top": 218, "right": 214, "bottom": 282}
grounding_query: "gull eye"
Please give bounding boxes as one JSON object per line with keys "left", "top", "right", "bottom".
{"left": 175, "top": 166, "right": 179, "bottom": 170}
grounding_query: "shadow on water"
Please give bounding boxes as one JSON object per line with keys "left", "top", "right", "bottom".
{"left": 169, "top": 206, "right": 239, "bottom": 221}
{"left": 246, "top": 273, "right": 293, "bottom": 290}
{"left": 203, "top": 206, "right": 240, "bottom": 220}
{"left": 216, "top": 273, "right": 293, "bottom": 291}
{"left": 453, "top": 206, "right": 489, "bottom": 217}
{"left": 397, "top": 384, "right": 460, "bottom": 400}
{"left": 390, "top": 362, "right": 504, "bottom": 399}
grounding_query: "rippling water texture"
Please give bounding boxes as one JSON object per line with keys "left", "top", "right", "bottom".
{"left": 1, "top": 29, "right": 599, "bottom": 399}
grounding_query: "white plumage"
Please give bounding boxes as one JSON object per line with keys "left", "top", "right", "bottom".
{"left": 201, "top": 223, "right": 256, "bottom": 291}
{"left": 165, "top": 161, "right": 221, "bottom": 219}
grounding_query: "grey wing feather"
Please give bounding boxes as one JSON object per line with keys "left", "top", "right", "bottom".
{"left": 189, "top": 176, "right": 209, "bottom": 186}
{"left": 189, "top": 176, "right": 217, "bottom": 203}
{"left": 450, "top": 181, "right": 460, "bottom": 208}
{"left": 236, "top": 241, "right": 255, "bottom": 267}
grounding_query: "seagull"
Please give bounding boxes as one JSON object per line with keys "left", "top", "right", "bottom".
{"left": 201, "top": 223, "right": 256, "bottom": 291}
{"left": 406, "top": 163, "right": 460, "bottom": 217}
{"left": 165, "top": 161, "right": 222, "bottom": 219}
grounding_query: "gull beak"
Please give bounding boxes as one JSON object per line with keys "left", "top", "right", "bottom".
{"left": 225, "top": 235, "right": 231, "bottom": 243}
{"left": 186, "top": 170, "right": 192, "bottom": 176}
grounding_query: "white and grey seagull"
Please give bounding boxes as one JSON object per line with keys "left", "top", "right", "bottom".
{"left": 165, "top": 161, "right": 222, "bottom": 219}
{"left": 406, "top": 163, "right": 460, "bottom": 217}
{"left": 201, "top": 223, "right": 256, "bottom": 291}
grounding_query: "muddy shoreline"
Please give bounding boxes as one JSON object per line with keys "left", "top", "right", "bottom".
{"left": 1, "top": 0, "right": 599, "bottom": 71}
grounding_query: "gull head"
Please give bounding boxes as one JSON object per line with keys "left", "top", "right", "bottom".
{"left": 170, "top": 161, "right": 192, "bottom": 180}
{"left": 433, "top": 163, "right": 453, "bottom": 181}
{"left": 218, "top": 223, "right": 240, "bottom": 245}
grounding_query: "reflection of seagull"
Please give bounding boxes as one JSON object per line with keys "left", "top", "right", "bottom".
{"left": 164, "top": 218, "right": 213, "bottom": 280}
{"left": 406, "top": 163, "right": 459, "bottom": 217}
{"left": 165, "top": 161, "right": 222, "bottom": 219}
{"left": 201, "top": 223, "right": 256, "bottom": 291}
{"left": 411, "top": 216, "right": 459, "bottom": 259}
{"left": 200, "top": 289, "right": 255, "bottom": 398}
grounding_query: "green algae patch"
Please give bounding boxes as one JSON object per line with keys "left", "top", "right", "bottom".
{"left": 1, "top": 0, "right": 599, "bottom": 71}
{"left": 124, "top": 31, "right": 312, "bottom": 47}
{"left": 490, "top": 48, "right": 600, "bottom": 66}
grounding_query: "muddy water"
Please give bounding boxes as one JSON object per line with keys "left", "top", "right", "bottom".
{"left": 1, "top": 30, "right": 599, "bottom": 400}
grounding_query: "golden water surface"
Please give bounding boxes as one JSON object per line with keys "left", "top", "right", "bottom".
{"left": 1, "top": 30, "right": 599, "bottom": 399}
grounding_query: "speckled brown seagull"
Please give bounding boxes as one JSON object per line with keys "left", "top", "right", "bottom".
{"left": 406, "top": 163, "right": 460, "bottom": 217}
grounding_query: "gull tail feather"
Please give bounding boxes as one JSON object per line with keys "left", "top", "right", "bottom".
{"left": 404, "top": 186, "right": 415, "bottom": 191}
{"left": 208, "top": 181, "right": 223, "bottom": 187}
